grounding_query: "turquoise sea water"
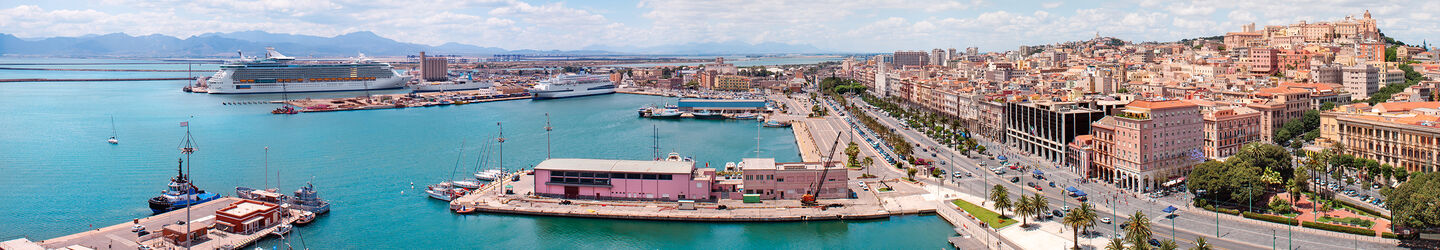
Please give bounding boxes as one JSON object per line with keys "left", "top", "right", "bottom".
{"left": 0, "top": 58, "right": 952, "bottom": 249}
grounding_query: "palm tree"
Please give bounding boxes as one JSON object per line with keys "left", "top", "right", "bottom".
{"left": 1124, "top": 211, "right": 1152, "bottom": 245}
{"left": 1128, "top": 236, "right": 1149, "bottom": 250}
{"left": 1190, "top": 236, "right": 1212, "bottom": 250}
{"left": 1158, "top": 239, "right": 1178, "bottom": 250}
{"left": 1065, "top": 203, "right": 1098, "bottom": 250}
{"left": 990, "top": 185, "right": 1011, "bottom": 217}
{"left": 1031, "top": 193, "right": 1050, "bottom": 221}
{"left": 1105, "top": 238, "right": 1126, "bottom": 250}
{"left": 1014, "top": 196, "right": 1035, "bottom": 226}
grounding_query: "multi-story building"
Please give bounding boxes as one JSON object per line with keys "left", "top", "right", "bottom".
{"left": 419, "top": 51, "right": 448, "bottom": 81}
{"left": 1320, "top": 102, "right": 1440, "bottom": 173}
{"left": 1247, "top": 87, "right": 1312, "bottom": 142}
{"left": 1088, "top": 100, "right": 1204, "bottom": 192}
{"left": 713, "top": 75, "right": 753, "bottom": 91}
{"left": 979, "top": 99, "right": 1008, "bottom": 143}
{"left": 737, "top": 158, "right": 850, "bottom": 200}
{"left": 1343, "top": 64, "right": 1379, "bottom": 100}
{"left": 1006, "top": 100, "right": 1108, "bottom": 164}
{"left": 893, "top": 51, "right": 928, "bottom": 69}
{"left": 1201, "top": 106, "right": 1262, "bottom": 159}
{"left": 1312, "top": 64, "right": 1344, "bottom": 84}
{"left": 1247, "top": 48, "right": 1279, "bottom": 74}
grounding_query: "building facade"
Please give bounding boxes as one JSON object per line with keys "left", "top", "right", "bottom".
{"left": 533, "top": 158, "right": 715, "bottom": 201}
{"left": 1006, "top": 101, "right": 1108, "bottom": 164}
{"left": 1088, "top": 100, "right": 1204, "bottom": 192}
{"left": 738, "top": 158, "right": 850, "bottom": 200}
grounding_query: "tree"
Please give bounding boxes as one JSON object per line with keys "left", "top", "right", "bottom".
{"left": 1229, "top": 143, "right": 1294, "bottom": 182}
{"left": 862, "top": 156, "right": 874, "bottom": 169}
{"left": 1158, "top": 239, "right": 1178, "bottom": 250}
{"left": 1065, "top": 203, "right": 1098, "bottom": 250}
{"left": 1191, "top": 236, "right": 1212, "bottom": 250}
{"left": 1124, "top": 211, "right": 1152, "bottom": 245}
{"left": 1031, "top": 193, "right": 1050, "bottom": 221}
{"left": 906, "top": 167, "right": 918, "bottom": 180}
{"left": 1320, "top": 102, "right": 1337, "bottom": 111}
{"left": 1014, "top": 195, "right": 1036, "bottom": 226}
{"left": 1187, "top": 160, "right": 1263, "bottom": 203}
{"left": 1395, "top": 167, "right": 1409, "bottom": 183}
{"left": 990, "top": 185, "right": 1011, "bottom": 217}
{"left": 1106, "top": 238, "right": 1126, "bottom": 250}
{"left": 1270, "top": 197, "right": 1293, "bottom": 214}
{"left": 1388, "top": 172, "right": 1440, "bottom": 229}
{"left": 845, "top": 142, "right": 860, "bottom": 167}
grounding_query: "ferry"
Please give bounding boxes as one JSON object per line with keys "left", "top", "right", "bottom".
{"left": 148, "top": 159, "right": 221, "bottom": 214}
{"left": 528, "top": 73, "right": 616, "bottom": 99}
{"left": 205, "top": 48, "right": 409, "bottom": 94}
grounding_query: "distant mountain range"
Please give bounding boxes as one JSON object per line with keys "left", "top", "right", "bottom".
{"left": 0, "top": 31, "right": 830, "bottom": 57}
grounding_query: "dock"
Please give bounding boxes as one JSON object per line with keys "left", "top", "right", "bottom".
{"left": 275, "top": 89, "right": 532, "bottom": 113}
{"left": 449, "top": 171, "right": 931, "bottom": 222}
{"left": 37, "top": 197, "right": 304, "bottom": 250}
{"left": 792, "top": 122, "right": 822, "bottom": 162}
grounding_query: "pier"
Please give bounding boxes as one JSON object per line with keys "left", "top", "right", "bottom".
{"left": 272, "top": 90, "right": 531, "bottom": 113}
{"left": 448, "top": 170, "right": 936, "bottom": 222}
{"left": 36, "top": 197, "right": 304, "bottom": 250}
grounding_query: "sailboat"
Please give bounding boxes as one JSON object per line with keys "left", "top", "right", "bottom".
{"left": 426, "top": 141, "right": 467, "bottom": 201}
{"left": 107, "top": 116, "right": 119, "bottom": 144}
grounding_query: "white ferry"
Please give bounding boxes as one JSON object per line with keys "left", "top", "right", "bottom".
{"left": 206, "top": 48, "right": 409, "bottom": 94}
{"left": 528, "top": 73, "right": 616, "bottom": 99}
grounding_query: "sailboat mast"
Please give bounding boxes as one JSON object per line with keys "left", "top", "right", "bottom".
{"left": 545, "top": 113, "right": 553, "bottom": 159}
{"left": 497, "top": 122, "right": 505, "bottom": 171}
{"left": 652, "top": 125, "right": 660, "bottom": 160}
{"left": 110, "top": 116, "right": 117, "bottom": 138}
{"left": 264, "top": 147, "right": 269, "bottom": 189}
{"left": 449, "top": 140, "right": 465, "bottom": 181}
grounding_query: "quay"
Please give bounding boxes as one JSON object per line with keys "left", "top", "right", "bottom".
{"left": 450, "top": 169, "right": 938, "bottom": 223}
{"left": 32, "top": 197, "right": 304, "bottom": 250}
{"left": 274, "top": 89, "right": 531, "bottom": 113}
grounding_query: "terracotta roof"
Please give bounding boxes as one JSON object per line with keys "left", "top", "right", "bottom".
{"left": 1375, "top": 102, "right": 1440, "bottom": 113}
{"left": 1127, "top": 99, "right": 1198, "bottom": 110}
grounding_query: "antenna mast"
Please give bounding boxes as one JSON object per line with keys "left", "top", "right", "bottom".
{"left": 652, "top": 125, "right": 660, "bottom": 160}
{"left": 177, "top": 119, "right": 196, "bottom": 249}
{"left": 497, "top": 122, "right": 505, "bottom": 171}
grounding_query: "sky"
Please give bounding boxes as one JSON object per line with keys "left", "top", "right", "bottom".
{"left": 2, "top": 0, "right": 1438, "bottom": 52}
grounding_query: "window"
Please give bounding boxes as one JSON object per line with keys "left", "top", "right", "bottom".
{"left": 659, "top": 174, "right": 673, "bottom": 180}
{"left": 643, "top": 174, "right": 659, "bottom": 180}
{"left": 628, "top": 173, "right": 642, "bottom": 179}
{"left": 580, "top": 172, "right": 593, "bottom": 177}
{"left": 595, "top": 173, "right": 609, "bottom": 178}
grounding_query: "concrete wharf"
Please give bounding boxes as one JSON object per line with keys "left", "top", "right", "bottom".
{"left": 37, "top": 197, "right": 304, "bottom": 250}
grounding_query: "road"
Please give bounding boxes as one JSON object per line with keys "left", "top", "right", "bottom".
{"left": 830, "top": 95, "right": 1399, "bottom": 250}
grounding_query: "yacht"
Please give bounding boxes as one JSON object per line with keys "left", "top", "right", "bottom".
{"left": 474, "top": 169, "right": 503, "bottom": 181}
{"left": 426, "top": 182, "right": 461, "bottom": 201}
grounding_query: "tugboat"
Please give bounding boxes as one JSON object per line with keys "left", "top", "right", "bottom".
{"left": 691, "top": 110, "right": 727, "bottom": 119}
{"left": 290, "top": 182, "right": 331, "bottom": 214}
{"left": 271, "top": 106, "right": 298, "bottom": 114}
{"left": 148, "top": 158, "right": 221, "bottom": 214}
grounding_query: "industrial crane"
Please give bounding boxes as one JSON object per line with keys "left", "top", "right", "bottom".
{"left": 802, "top": 131, "right": 847, "bottom": 206}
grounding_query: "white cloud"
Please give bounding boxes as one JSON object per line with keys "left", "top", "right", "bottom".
{"left": 1041, "top": 2, "right": 1062, "bottom": 8}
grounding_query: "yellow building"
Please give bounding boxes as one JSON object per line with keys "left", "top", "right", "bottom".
{"left": 713, "top": 75, "right": 753, "bottom": 91}
{"left": 1319, "top": 102, "right": 1440, "bottom": 173}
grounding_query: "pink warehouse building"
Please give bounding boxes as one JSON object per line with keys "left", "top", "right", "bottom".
{"left": 533, "top": 158, "right": 715, "bottom": 201}
{"left": 738, "top": 158, "right": 850, "bottom": 200}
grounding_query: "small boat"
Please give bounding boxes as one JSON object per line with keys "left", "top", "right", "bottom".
{"left": 648, "top": 109, "right": 683, "bottom": 119}
{"left": 763, "top": 120, "right": 791, "bottom": 128}
{"left": 733, "top": 113, "right": 759, "bottom": 120}
{"left": 453, "top": 180, "right": 483, "bottom": 189}
{"left": 107, "top": 116, "right": 120, "bottom": 144}
{"left": 272, "top": 106, "right": 298, "bottom": 114}
{"left": 474, "top": 169, "right": 503, "bottom": 181}
{"left": 272, "top": 224, "right": 292, "bottom": 236}
{"left": 452, "top": 206, "right": 478, "bottom": 214}
{"left": 426, "top": 182, "right": 460, "bottom": 201}
{"left": 692, "top": 110, "right": 727, "bottom": 119}
{"left": 294, "top": 211, "right": 317, "bottom": 225}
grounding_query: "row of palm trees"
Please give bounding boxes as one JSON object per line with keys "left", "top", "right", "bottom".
{"left": 987, "top": 184, "right": 1216, "bottom": 249}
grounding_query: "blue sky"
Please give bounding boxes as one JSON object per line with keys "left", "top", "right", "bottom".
{"left": 2, "top": 0, "right": 1437, "bottom": 52}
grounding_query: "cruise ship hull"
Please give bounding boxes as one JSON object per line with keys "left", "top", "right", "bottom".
{"left": 530, "top": 86, "right": 616, "bottom": 100}
{"left": 208, "top": 77, "right": 409, "bottom": 94}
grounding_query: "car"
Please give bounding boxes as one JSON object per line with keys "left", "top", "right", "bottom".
{"left": 1010, "top": 177, "right": 1020, "bottom": 183}
{"left": 1148, "top": 239, "right": 1161, "bottom": 247}
{"left": 965, "top": 173, "right": 973, "bottom": 177}
{"left": 1048, "top": 182, "right": 1056, "bottom": 187}
{"left": 931, "top": 153, "right": 938, "bottom": 157}
{"left": 1063, "top": 205, "right": 1071, "bottom": 211}
{"left": 1372, "top": 184, "right": 1382, "bottom": 189}
{"left": 1035, "top": 186, "right": 1043, "bottom": 191}
{"left": 1077, "top": 196, "right": 1088, "bottom": 202}
{"left": 1009, "top": 165, "right": 1018, "bottom": 170}
{"left": 131, "top": 224, "right": 145, "bottom": 232}
{"left": 1052, "top": 209, "right": 1065, "bottom": 218}
{"left": 994, "top": 170, "right": 1006, "bottom": 175}
{"left": 1100, "top": 217, "right": 1112, "bottom": 224}
{"left": 1120, "top": 223, "right": 1128, "bottom": 230}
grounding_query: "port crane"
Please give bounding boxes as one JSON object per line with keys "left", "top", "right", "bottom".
{"left": 801, "top": 131, "right": 847, "bottom": 206}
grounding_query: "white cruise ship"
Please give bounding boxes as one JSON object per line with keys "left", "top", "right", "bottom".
{"left": 205, "top": 48, "right": 409, "bottom": 94}
{"left": 527, "top": 73, "right": 616, "bottom": 99}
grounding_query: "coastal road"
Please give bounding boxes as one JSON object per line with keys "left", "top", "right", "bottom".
{"left": 836, "top": 96, "right": 1399, "bottom": 250}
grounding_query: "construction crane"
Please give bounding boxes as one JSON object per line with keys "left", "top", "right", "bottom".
{"left": 802, "top": 131, "right": 847, "bottom": 206}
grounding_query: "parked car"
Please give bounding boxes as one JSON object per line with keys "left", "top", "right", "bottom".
{"left": 1010, "top": 177, "right": 1020, "bottom": 183}
{"left": 1148, "top": 239, "right": 1161, "bottom": 247}
{"left": 131, "top": 224, "right": 145, "bottom": 232}
{"left": 1052, "top": 209, "right": 1065, "bottom": 218}
{"left": 1100, "top": 217, "right": 1112, "bottom": 224}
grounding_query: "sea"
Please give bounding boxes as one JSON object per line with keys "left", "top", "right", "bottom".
{"left": 0, "top": 57, "right": 952, "bottom": 249}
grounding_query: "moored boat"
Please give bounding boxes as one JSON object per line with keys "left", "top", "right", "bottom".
{"left": 149, "top": 159, "right": 221, "bottom": 214}
{"left": 425, "top": 182, "right": 461, "bottom": 201}
{"left": 733, "top": 113, "right": 759, "bottom": 120}
{"left": 692, "top": 110, "right": 727, "bottom": 119}
{"left": 648, "top": 109, "right": 683, "bottom": 119}
{"left": 763, "top": 120, "right": 791, "bottom": 128}
{"left": 474, "top": 169, "right": 503, "bottom": 181}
